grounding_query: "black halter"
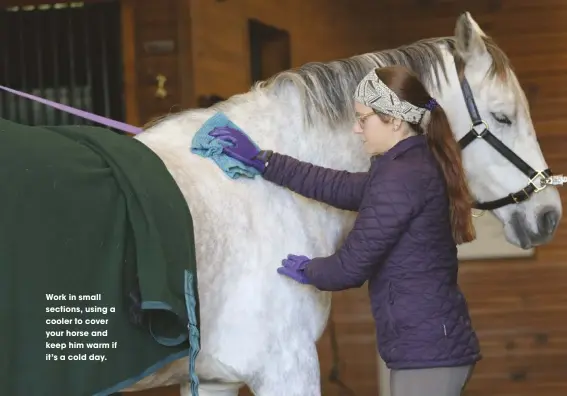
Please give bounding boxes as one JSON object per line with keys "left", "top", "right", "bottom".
{"left": 457, "top": 75, "right": 553, "bottom": 211}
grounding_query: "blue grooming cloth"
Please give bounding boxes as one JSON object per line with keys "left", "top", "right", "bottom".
{"left": 191, "top": 112, "right": 261, "bottom": 179}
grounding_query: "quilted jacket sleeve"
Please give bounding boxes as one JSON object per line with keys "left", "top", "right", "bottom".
{"left": 262, "top": 152, "right": 369, "bottom": 211}
{"left": 303, "top": 163, "right": 431, "bottom": 291}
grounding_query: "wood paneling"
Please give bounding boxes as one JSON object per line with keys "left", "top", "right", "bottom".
{"left": 120, "top": 0, "right": 192, "bottom": 126}
{"left": 186, "top": 0, "right": 389, "bottom": 103}
{"left": 121, "top": 0, "right": 389, "bottom": 125}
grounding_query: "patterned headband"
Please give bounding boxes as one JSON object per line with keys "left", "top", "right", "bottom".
{"left": 354, "top": 70, "right": 435, "bottom": 124}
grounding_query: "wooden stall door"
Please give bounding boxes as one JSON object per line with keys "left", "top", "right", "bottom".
{"left": 120, "top": 0, "right": 193, "bottom": 128}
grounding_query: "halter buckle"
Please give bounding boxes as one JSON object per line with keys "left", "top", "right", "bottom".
{"left": 545, "top": 175, "right": 567, "bottom": 186}
{"left": 529, "top": 171, "right": 549, "bottom": 193}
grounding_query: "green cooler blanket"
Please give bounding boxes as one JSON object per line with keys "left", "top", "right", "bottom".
{"left": 0, "top": 118, "right": 201, "bottom": 396}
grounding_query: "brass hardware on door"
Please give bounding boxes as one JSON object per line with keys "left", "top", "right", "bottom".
{"left": 155, "top": 74, "right": 167, "bottom": 98}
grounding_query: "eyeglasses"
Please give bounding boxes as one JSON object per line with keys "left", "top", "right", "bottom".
{"left": 355, "top": 112, "right": 375, "bottom": 128}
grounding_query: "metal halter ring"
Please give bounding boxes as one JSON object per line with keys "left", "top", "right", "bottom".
{"left": 472, "top": 209, "right": 486, "bottom": 218}
{"left": 471, "top": 121, "right": 490, "bottom": 137}
{"left": 529, "top": 171, "right": 550, "bottom": 193}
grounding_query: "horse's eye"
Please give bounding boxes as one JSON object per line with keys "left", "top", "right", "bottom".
{"left": 491, "top": 112, "right": 512, "bottom": 125}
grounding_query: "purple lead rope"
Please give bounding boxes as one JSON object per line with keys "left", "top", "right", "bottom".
{"left": 0, "top": 85, "right": 143, "bottom": 135}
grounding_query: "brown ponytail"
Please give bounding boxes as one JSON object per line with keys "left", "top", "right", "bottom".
{"left": 372, "top": 66, "right": 476, "bottom": 245}
{"left": 425, "top": 106, "right": 476, "bottom": 244}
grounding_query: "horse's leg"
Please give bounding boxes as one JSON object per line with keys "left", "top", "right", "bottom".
{"left": 180, "top": 381, "right": 243, "bottom": 396}
{"left": 247, "top": 341, "right": 321, "bottom": 396}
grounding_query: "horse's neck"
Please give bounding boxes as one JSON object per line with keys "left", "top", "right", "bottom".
{"left": 222, "top": 88, "right": 369, "bottom": 172}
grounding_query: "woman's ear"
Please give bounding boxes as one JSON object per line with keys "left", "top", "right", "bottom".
{"left": 392, "top": 118, "right": 402, "bottom": 131}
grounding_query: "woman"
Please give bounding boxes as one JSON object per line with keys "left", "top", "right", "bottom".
{"left": 209, "top": 66, "right": 481, "bottom": 396}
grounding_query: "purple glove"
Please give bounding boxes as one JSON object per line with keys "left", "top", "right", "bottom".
{"left": 209, "top": 126, "right": 267, "bottom": 172}
{"left": 277, "top": 254, "right": 312, "bottom": 284}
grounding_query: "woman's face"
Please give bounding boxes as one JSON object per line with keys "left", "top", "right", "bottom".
{"left": 353, "top": 101, "right": 400, "bottom": 155}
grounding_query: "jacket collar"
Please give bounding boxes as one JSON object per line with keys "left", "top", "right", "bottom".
{"left": 371, "top": 134, "right": 426, "bottom": 163}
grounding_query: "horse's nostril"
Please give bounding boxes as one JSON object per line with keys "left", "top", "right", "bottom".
{"left": 538, "top": 208, "right": 560, "bottom": 236}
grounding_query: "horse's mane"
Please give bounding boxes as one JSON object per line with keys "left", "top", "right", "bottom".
{"left": 255, "top": 36, "right": 514, "bottom": 128}
{"left": 142, "top": 35, "right": 515, "bottom": 131}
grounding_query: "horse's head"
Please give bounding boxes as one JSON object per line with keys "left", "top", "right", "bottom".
{"left": 195, "top": 12, "right": 562, "bottom": 249}
{"left": 437, "top": 12, "right": 562, "bottom": 248}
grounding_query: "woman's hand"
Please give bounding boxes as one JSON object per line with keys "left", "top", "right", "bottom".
{"left": 209, "top": 126, "right": 267, "bottom": 172}
{"left": 277, "top": 254, "right": 312, "bottom": 284}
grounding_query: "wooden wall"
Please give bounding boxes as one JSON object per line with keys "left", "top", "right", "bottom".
{"left": 119, "top": 0, "right": 194, "bottom": 127}
{"left": 128, "top": 1, "right": 567, "bottom": 396}
{"left": 121, "top": 0, "right": 392, "bottom": 128}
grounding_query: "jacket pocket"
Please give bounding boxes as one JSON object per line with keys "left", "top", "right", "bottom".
{"left": 385, "top": 281, "right": 398, "bottom": 336}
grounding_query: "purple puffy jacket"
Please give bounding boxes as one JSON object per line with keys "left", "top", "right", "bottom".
{"left": 262, "top": 135, "right": 481, "bottom": 370}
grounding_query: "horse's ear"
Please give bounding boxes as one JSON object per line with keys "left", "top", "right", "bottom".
{"left": 454, "top": 12, "right": 487, "bottom": 62}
